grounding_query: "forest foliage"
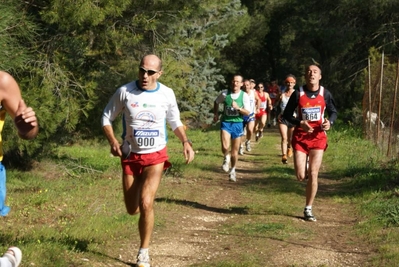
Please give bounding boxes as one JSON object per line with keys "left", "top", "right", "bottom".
{"left": 1, "top": 0, "right": 399, "bottom": 158}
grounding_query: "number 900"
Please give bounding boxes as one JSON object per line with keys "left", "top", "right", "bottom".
{"left": 137, "top": 137, "right": 155, "bottom": 147}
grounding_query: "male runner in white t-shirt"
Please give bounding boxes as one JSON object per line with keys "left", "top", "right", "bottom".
{"left": 102, "top": 54, "right": 195, "bottom": 267}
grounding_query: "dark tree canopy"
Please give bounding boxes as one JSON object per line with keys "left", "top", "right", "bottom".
{"left": 1, "top": 0, "right": 398, "bottom": 158}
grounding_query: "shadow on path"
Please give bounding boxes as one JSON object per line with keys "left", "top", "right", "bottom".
{"left": 156, "top": 197, "right": 249, "bottom": 215}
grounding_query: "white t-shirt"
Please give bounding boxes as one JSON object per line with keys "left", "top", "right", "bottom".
{"left": 247, "top": 89, "right": 256, "bottom": 113}
{"left": 102, "top": 81, "right": 183, "bottom": 154}
{"left": 279, "top": 93, "right": 291, "bottom": 114}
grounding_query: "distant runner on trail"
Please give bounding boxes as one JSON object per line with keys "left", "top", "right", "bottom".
{"left": 239, "top": 79, "right": 260, "bottom": 155}
{"left": 266, "top": 78, "right": 281, "bottom": 127}
{"left": 283, "top": 64, "right": 337, "bottom": 222}
{"left": 275, "top": 74, "right": 297, "bottom": 164}
{"left": 254, "top": 82, "right": 273, "bottom": 141}
{"left": 213, "top": 74, "right": 250, "bottom": 182}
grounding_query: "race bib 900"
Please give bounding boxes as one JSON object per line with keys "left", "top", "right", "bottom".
{"left": 133, "top": 129, "right": 160, "bottom": 148}
{"left": 224, "top": 106, "right": 240, "bottom": 116}
{"left": 301, "top": 106, "right": 321, "bottom": 121}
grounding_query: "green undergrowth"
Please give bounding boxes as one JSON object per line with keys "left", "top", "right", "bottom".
{"left": 1, "top": 122, "right": 398, "bottom": 266}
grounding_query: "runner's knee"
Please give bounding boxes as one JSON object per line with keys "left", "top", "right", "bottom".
{"left": 139, "top": 196, "right": 155, "bottom": 214}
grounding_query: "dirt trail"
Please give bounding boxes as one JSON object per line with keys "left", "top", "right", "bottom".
{"left": 137, "top": 130, "right": 375, "bottom": 267}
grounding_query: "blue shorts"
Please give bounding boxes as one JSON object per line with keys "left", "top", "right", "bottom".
{"left": 0, "top": 163, "right": 10, "bottom": 216}
{"left": 243, "top": 113, "right": 255, "bottom": 125}
{"left": 221, "top": 121, "right": 244, "bottom": 139}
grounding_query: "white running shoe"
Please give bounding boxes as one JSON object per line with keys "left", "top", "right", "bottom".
{"left": 222, "top": 156, "right": 230, "bottom": 172}
{"left": 304, "top": 208, "right": 317, "bottom": 222}
{"left": 245, "top": 140, "right": 251, "bottom": 152}
{"left": 136, "top": 251, "right": 150, "bottom": 267}
{"left": 3, "top": 247, "right": 22, "bottom": 267}
{"left": 229, "top": 170, "right": 236, "bottom": 182}
{"left": 239, "top": 145, "right": 244, "bottom": 155}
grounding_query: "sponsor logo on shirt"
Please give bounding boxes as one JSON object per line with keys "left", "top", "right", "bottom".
{"left": 143, "top": 103, "right": 156, "bottom": 108}
{"left": 302, "top": 107, "right": 321, "bottom": 113}
{"left": 134, "top": 129, "right": 160, "bottom": 137}
{"left": 136, "top": 111, "right": 156, "bottom": 129}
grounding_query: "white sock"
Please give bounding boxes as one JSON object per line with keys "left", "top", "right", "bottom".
{"left": 139, "top": 248, "right": 149, "bottom": 255}
{"left": 305, "top": 205, "right": 312, "bottom": 210}
{"left": 230, "top": 167, "right": 236, "bottom": 173}
{"left": 225, "top": 154, "right": 231, "bottom": 161}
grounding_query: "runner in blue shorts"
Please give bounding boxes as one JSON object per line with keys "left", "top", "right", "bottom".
{"left": 221, "top": 121, "right": 245, "bottom": 139}
{"left": 213, "top": 75, "right": 250, "bottom": 182}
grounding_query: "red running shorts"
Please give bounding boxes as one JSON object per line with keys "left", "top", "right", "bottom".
{"left": 292, "top": 129, "right": 328, "bottom": 154}
{"left": 121, "top": 146, "right": 171, "bottom": 175}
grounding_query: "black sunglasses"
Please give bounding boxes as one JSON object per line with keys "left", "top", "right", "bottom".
{"left": 139, "top": 67, "right": 159, "bottom": 76}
